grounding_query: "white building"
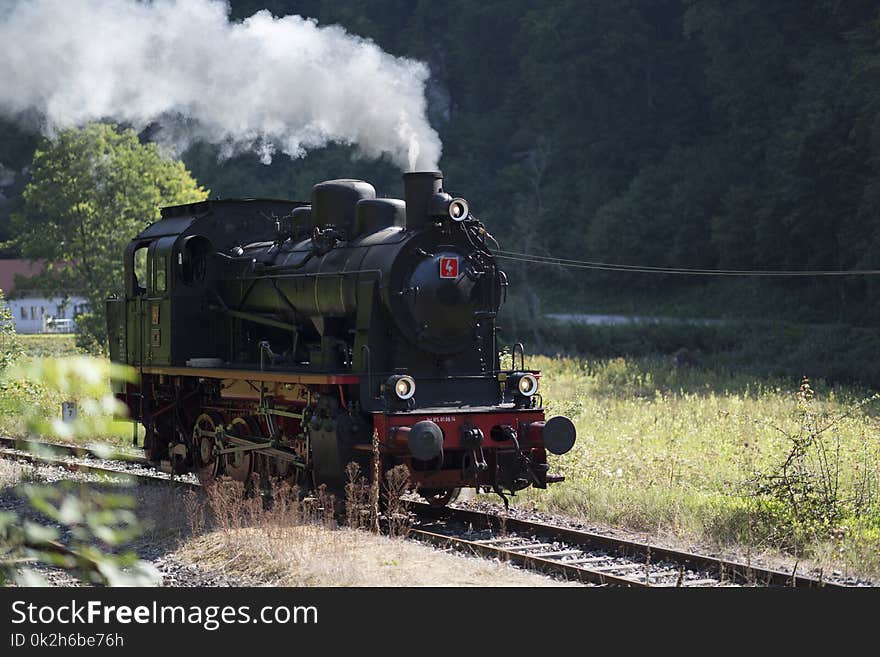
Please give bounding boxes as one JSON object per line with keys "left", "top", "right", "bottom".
{"left": 0, "top": 259, "right": 87, "bottom": 334}
{"left": 5, "top": 295, "right": 87, "bottom": 334}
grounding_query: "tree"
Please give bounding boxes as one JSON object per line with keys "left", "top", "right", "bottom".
{"left": 4, "top": 2, "right": 880, "bottom": 325}
{"left": 12, "top": 124, "right": 208, "bottom": 350}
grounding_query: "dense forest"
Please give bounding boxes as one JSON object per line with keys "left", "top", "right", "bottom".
{"left": 2, "top": 0, "right": 880, "bottom": 323}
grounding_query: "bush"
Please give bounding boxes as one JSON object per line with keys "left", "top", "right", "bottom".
{"left": 0, "top": 288, "right": 19, "bottom": 371}
{"left": 746, "top": 378, "right": 880, "bottom": 550}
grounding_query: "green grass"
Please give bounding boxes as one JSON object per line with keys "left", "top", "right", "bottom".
{"left": 16, "top": 334, "right": 80, "bottom": 358}
{"left": 0, "top": 335, "right": 135, "bottom": 447}
{"left": 523, "top": 354, "right": 880, "bottom": 578}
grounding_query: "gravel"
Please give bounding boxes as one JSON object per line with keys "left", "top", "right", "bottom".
{"left": 0, "top": 443, "right": 199, "bottom": 486}
{"left": 0, "top": 454, "right": 248, "bottom": 587}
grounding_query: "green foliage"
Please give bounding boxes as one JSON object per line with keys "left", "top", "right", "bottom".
{"left": 3, "top": 2, "right": 880, "bottom": 327}
{"left": 0, "top": 355, "right": 158, "bottom": 586}
{"left": 0, "top": 483, "right": 158, "bottom": 586}
{"left": 197, "top": 2, "right": 880, "bottom": 325}
{"left": 15, "top": 334, "right": 79, "bottom": 359}
{"left": 0, "top": 288, "right": 19, "bottom": 371}
{"left": 5, "top": 356, "right": 136, "bottom": 440}
{"left": 11, "top": 123, "right": 208, "bottom": 351}
{"left": 747, "top": 379, "right": 879, "bottom": 548}
{"left": 501, "top": 301, "right": 880, "bottom": 388}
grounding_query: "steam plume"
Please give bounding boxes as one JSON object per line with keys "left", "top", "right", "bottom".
{"left": 0, "top": 0, "right": 442, "bottom": 171}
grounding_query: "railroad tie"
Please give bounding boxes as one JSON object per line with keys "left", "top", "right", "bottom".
{"left": 531, "top": 549, "right": 584, "bottom": 559}
{"left": 591, "top": 562, "right": 648, "bottom": 573}
{"left": 474, "top": 536, "right": 522, "bottom": 545}
{"left": 681, "top": 579, "right": 722, "bottom": 587}
{"left": 564, "top": 556, "right": 611, "bottom": 565}
{"left": 506, "top": 543, "right": 555, "bottom": 552}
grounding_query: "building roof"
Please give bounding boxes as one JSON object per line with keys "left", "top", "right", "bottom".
{"left": 0, "top": 259, "right": 44, "bottom": 296}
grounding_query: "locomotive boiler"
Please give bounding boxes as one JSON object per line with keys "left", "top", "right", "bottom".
{"left": 107, "top": 171, "right": 576, "bottom": 505}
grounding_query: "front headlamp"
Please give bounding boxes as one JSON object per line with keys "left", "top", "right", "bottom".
{"left": 448, "top": 198, "right": 469, "bottom": 221}
{"left": 514, "top": 373, "right": 539, "bottom": 397}
{"left": 387, "top": 374, "right": 416, "bottom": 401}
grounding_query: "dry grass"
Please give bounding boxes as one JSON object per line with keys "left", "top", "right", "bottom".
{"left": 170, "top": 474, "right": 577, "bottom": 587}
{"left": 175, "top": 526, "right": 577, "bottom": 587}
{"left": 0, "top": 458, "right": 31, "bottom": 489}
{"left": 1, "top": 456, "right": 572, "bottom": 587}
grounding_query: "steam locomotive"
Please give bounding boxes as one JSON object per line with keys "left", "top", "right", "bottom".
{"left": 107, "top": 171, "right": 576, "bottom": 506}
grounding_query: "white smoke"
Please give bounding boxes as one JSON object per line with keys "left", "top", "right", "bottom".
{"left": 0, "top": 0, "right": 442, "bottom": 171}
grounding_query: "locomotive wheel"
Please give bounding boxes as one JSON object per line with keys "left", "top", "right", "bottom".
{"left": 420, "top": 487, "right": 461, "bottom": 508}
{"left": 193, "top": 412, "right": 223, "bottom": 484}
{"left": 225, "top": 416, "right": 261, "bottom": 483}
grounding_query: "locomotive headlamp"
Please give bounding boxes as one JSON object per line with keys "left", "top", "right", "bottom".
{"left": 448, "top": 198, "right": 469, "bottom": 222}
{"left": 514, "top": 373, "right": 539, "bottom": 397}
{"left": 387, "top": 374, "right": 416, "bottom": 401}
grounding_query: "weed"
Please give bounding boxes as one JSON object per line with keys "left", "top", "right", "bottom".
{"left": 344, "top": 461, "right": 371, "bottom": 530}
{"left": 383, "top": 464, "right": 414, "bottom": 537}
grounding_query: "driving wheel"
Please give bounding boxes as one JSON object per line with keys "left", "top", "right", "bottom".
{"left": 225, "top": 416, "right": 261, "bottom": 482}
{"left": 193, "top": 411, "right": 223, "bottom": 484}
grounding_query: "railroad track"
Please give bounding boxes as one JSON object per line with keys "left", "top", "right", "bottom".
{"left": 0, "top": 436, "right": 197, "bottom": 488}
{"left": 0, "top": 437, "right": 852, "bottom": 587}
{"left": 410, "top": 504, "right": 845, "bottom": 587}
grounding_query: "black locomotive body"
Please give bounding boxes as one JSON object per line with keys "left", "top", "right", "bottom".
{"left": 107, "top": 171, "right": 576, "bottom": 504}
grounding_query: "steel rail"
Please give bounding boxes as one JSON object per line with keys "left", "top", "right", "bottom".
{"left": 0, "top": 437, "right": 197, "bottom": 489}
{"left": 407, "top": 527, "right": 648, "bottom": 586}
{"left": 0, "top": 435, "right": 149, "bottom": 464}
{"left": 412, "top": 503, "right": 844, "bottom": 588}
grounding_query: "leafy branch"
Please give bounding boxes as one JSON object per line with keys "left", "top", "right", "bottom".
{"left": 0, "top": 343, "right": 159, "bottom": 586}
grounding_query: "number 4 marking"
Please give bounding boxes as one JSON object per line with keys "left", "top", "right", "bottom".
{"left": 440, "top": 256, "right": 458, "bottom": 279}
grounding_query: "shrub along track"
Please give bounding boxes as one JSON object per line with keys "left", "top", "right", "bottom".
{"left": 0, "top": 437, "right": 849, "bottom": 587}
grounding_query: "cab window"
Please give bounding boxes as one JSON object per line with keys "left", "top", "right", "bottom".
{"left": 133, "top": 246, "right": 148, "bottom": 295}
{"left": 155, "top": 255, "right": 166, "bottom": 293}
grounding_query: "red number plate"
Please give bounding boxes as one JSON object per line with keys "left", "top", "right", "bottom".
{"left": 440, "top": 256, "right": 459, "bottom": 279}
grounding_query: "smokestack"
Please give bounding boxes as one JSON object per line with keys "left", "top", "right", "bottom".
{"left": 403, "top": 171, "right": 443, "bottom": 230}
